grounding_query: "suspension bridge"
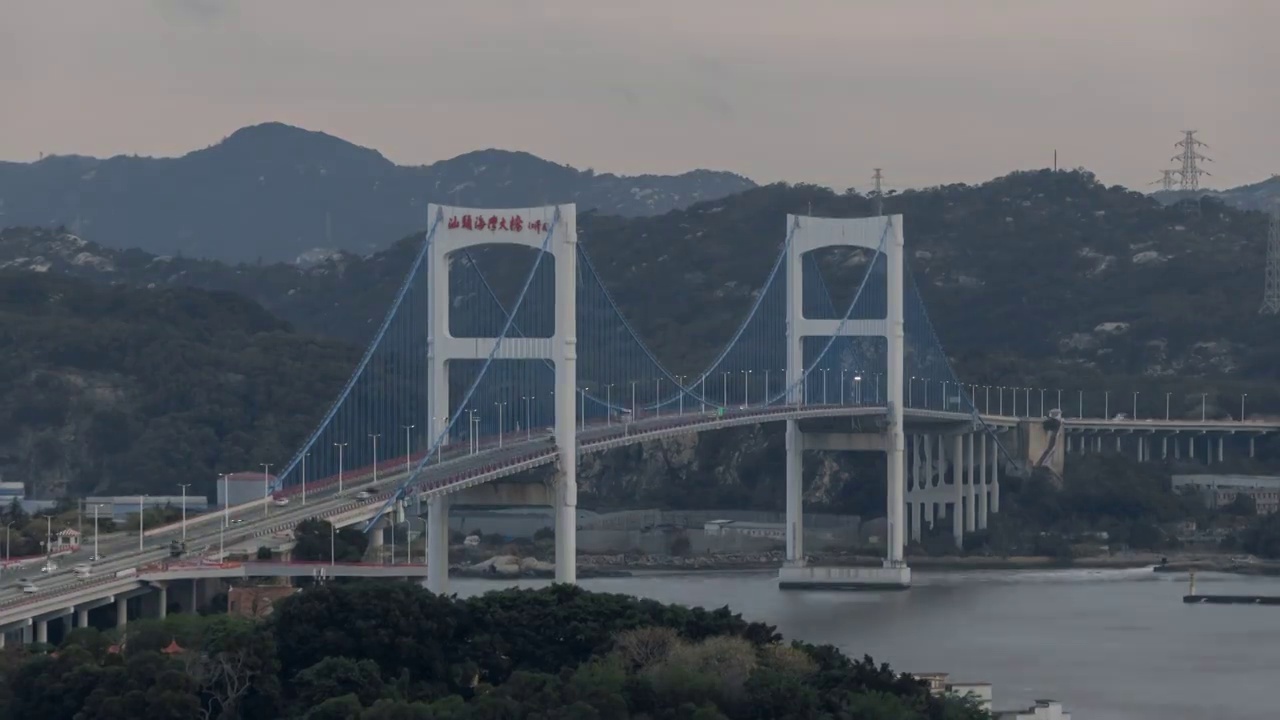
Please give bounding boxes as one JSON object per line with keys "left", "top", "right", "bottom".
{"left": 261, "top": 204, "right": 1002, "bottom": 592}
{"left": 5, "top": 203, "right": 1280, "bottom": 644}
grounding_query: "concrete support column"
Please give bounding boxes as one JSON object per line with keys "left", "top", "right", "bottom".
{"left": 951, "top": 434, "right": 963, "bottom": 549}
{"left": 554, "top": 469, "right": 577, "bottom": 584}
{"left": 115, "top": 597, "right": 127, "bottom": 629}
{"left": 1218, "top": 436, "right": 1224, "bottom": 463}
{"left": 1250, "top": 436, "right": 1256, "bottom": 458}
{"left": 1190, "top": 436, "right": 1196, "bottom": 459}
{"left": 426, "top": 495, "right": 449, "bottom": 594}
{"left": 977, "top": 433, "right": 989, "bottom": 530}
{"left": 0, "top": 631, "right": 5, "bottom": 649}
{"left": 964, "top": 433, "right": 976, "bottom": 533}
{"left": 157, "top": 583, "right": 168, "bottom": 620}
{"left": 370, "top": 520, "right": 385, "bottom": 550}
{"left": 1115, "top": 435, "right": 1121, "bottom": 453}
{"left": 1176, "top": 436, "right": 1182, "bottom": 459}
{"left": 784, "top": 420, "right": 805, "bottom": 566}
{"left": 190, "top": 579, "right": 199, "bottom": 613}
{"left": 1163, "top": 436, "right": 1169, "bottom": 460}
{"left": 991, "top": 439, "right": 1001, "bottom": 514}
{"left": 1137, "top": 436, "right": 1144, "bottom": 462}
{"left": 35, "top": 619, "right": 47, "bottom": 645}
{"left": 911, "top": 436, "right": 924, "bottom": 542}
{"left": 77, "top": 607, "right": 89, "bottom": 628}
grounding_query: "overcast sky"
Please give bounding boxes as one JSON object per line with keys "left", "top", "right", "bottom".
{"left": 2, "top": 0, "right": 1277, "bottom": 191}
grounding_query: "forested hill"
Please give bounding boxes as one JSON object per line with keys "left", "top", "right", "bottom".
{"left": 5, "top": 169, "right": 1277, "bottom": 387}
{"left": 0, "top": 122, "right": 756, "bottom": 263}
{"left": 0, "top": 271, "right": 357, "bottom": 500}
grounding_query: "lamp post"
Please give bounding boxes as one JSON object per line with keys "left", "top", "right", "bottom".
{"left": 523, "top": 396, "right": 532, "bottom": 440}
{"left": 1133, "top": 392, "right": 1139, "bottom": 420}
{"left": 330, "top": 522, "right": 336, "bottom": 567}
{"left": 1201, "top": 394, "right": 1207, "bottom": 422}
{"left": 1241, "top": 394, "right": 1247, "bottom": 423}
{"left": 3, "top": 521, "right": 12, "bottom": 563}
{"left": 821, "top": 368, "right": 829, "bottom": 405}
{"left": 653, "top": 379, "right": 660, "bottom": 418}
{"left": 1166, "top": 392, "right": 1171, "bottom": 421}
{"left": 1040, "top": 388, "right": 1046, "bottom": 417}
{"left": 261, "top": 463, "right": 273, "bottom": 516}
{"left": 219, "top": 473, "right": 229, "bottom": 527}
{"left": 1104, "top": 391, "right": 1110, "bottom": 420}
{"left": 402, "top": 424, "right": 415, "bottom": 476}
{"left": 495, "top": 403, "right": 505, "bottom": 448}
{"left": 177, "top": 483, "right": 191, "bottom": 541}
{"left": 137, "top": 495, "right": 145, "bottom": 552}
{"left": 743, "top": 370, "right": 752, "bottom": 407}
{"left": 334, "top": 442, "right": 348, "bottom": 494}
{"left": 369, "top": 434, "right": 380, "bottom": 485}
{"left": 301, "top": 452, "right": 309, "bottom": 505}
{"left": 605, "top": 385, "right": 613, "bottom": 425}
{"left": 41, "top": 514, "right": 53, "bottom": 569}
{"left": 1056, "top": 389, "right": 1063, "bottom": 414}
{"left": 1078, "top": 390, "right": 1084, "bottom": 419}
{"left": 91, "top": 505, "right": 101, "bottom": 561}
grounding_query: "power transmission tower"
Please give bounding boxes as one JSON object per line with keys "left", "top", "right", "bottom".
{"left": 1150, "top": 170, "right": 1179, "bottom": 192}
{"left": 1261, "top": 205, "right": 1280, "bottom": 315}
{"left": 871, "top": 168, "right": 885, "bottom": 216}
{"left": 1172, "top": 130, "right": 1211, "bottom": 191}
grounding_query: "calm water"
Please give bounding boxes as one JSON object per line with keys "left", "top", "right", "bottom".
{"left": 450, "top": 568, "right": 1280, "bottom": 720}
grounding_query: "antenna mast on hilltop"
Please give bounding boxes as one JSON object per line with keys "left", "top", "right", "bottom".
{"left": 1150, "top": 170, "right": 1179, "bottom": 192}
{"left": 1261, "top": 206, "right": 1280, "bottom": 315}
{"left": 1172, "top": 130, "right": 1211, "bottom": 191}
{"left": 872, "top": 168, "right": 885, "bottom": 216}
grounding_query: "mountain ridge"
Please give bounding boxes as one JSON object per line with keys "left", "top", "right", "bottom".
{"left": 0, "top": 122, "right": 757, "bottom": 263}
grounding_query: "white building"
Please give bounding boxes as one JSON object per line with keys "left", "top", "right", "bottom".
{"left": 995, "top": 700, "right": 1071, "bottom": 720}
{"left": 917, "top": 672, "right": 1069, "bottom": 719}
{"left": 703, "top": 519, "right": 786, "bottom": 540}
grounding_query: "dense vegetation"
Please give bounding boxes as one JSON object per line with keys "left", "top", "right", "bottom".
{"left": 0, "top": 122, "right": 754, "bottom": 262}
{"left": 0, "top": 271, "right": 357, "bottom": 500}
{"left": 0, "top": 583, "right": 989, "bottom": 719}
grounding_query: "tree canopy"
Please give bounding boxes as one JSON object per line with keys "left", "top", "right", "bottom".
{"left": 0, "top": 582, "right": 991, "bottom": 720}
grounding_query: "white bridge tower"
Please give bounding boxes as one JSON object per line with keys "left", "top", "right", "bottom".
{"left": 425, "top": 203, "right": 578, "bottom": 594}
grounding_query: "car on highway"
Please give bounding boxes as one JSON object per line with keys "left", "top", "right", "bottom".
{"left": 20, "top": 581, "right": 38, "bottom": 593}
{"left": 356, "top": 491, "right": 372, "bottom": 500}
{"left": 40, "top": 562, "right": 57, "bottom": 573}
{"left": 273, "top": 496, "right": 290, "bottom": 507}
{"left": 231, "top": 518, "right": 245, "bottom": 525}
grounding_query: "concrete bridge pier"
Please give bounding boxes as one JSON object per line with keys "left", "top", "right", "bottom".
{"left": 784, "top": 420, "right": 804, "bottom": 566}
{"left": 115, "top": 596, "right": 127, "bottom": 628}
{"left": 426, "top": 495, "right": 450, "bottom": 594}
{"left": 977, "top": 433, "right": 989, "bottom": 530}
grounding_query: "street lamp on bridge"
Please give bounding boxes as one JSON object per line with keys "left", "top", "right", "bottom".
{"left": 177, "top": 483, "right": 191, "bottom": 541}
{"left": 1201, "top": 394, "right": 1208, "bottom": 422}
{"left": 1241, "top": 394, "right": 1247, "bottom": 422}
{"left": 261, "top": 463, "right": 273, "bottom": 516}
{"left": 495, "top": 403, "right": 506, "bottom": 448}
{"left": 369, "top": 434, "right": 380, "bottom": 485}
{"left": 334, "top": 442, "right": 349, "bottom": 494}
{"left": 402, "top": 424, "right": 415, "bottom": 476}
{"left": 1133, "top": 392, "right": 1139, "bottom": 421}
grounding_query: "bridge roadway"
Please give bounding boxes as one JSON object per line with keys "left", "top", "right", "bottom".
{"left": 2, "top": 403, "right": 1276, "bottom": 627}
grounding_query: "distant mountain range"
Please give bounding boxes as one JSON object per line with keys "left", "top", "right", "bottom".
{"left": 1153, "top": 175, "right": 1280, "bottom": 212}
{"left": 0, "top": 122, "right": 756, "bottom": 263}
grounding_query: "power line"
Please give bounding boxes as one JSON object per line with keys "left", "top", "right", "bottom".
{"left": 1261, "top": 205, "right": 1280, "bottom": 315}
{"left": 1149, "top": 170, "right": 1179, "bottom": 192}
{"left": 872, "top": 168, "right": 885, "bottom": 216}
{"left": 1172, "top": 130, "right": 1211, "bottom": 191}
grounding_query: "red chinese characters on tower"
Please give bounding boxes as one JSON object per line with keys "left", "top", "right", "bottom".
{"left": 446, "top": 213, "right": 546, "bottom": 232}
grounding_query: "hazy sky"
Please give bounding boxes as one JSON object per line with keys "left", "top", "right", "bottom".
{"left": 3, "top": 0, "right": 1277, "bottom": 191}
